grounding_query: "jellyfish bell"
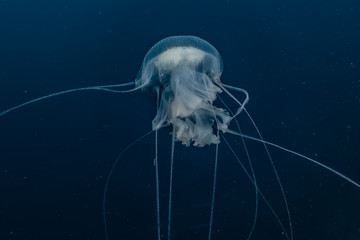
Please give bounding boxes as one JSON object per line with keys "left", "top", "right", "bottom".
{"left": 136, "top": 36, "right": 231, "bottom": 147}
{"left": 135, "top": 35, "right": 223, "bottom": 88}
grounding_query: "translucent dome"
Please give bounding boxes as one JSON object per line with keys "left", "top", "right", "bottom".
{"left": 135, "top": 36, "right": 223, "bottom": 88}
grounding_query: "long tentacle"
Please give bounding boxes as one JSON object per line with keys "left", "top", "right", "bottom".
{"left": 155, "top": 88, "right": 161, "bottom": 240}
{"left": 103, "top": 130, "right": 154, "bottom": 240}
{"left": 226, "top": 129, "right": 360, "bottom": 188}
{"left": 0, "top": 81, "right": 140, "bottom": 118}
{"left": 222, "top": 133, "right": 290, "bottom": 240}
{"left": 222, "top": 84, "right": 293, "bottom": 240}
{"left": 218, "top": 95, "right": 259, "bottom": 240}
{"left": 167, "top": 128, "right": 175, "bottom": 240}
{"left": 208, "top": 128, "right": 220, "bottom": 240}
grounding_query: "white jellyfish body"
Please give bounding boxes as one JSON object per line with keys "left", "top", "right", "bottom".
{"left": 136, "top": 36, "right": 231, "bottom": 147}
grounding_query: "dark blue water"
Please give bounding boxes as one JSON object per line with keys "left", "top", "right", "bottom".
{"left": 0, "top": 0, "right": 359, "bottom": 239}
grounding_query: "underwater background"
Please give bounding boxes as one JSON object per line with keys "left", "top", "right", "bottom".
{"left": 0, "top": 0, "right": 359, "bottom": 239}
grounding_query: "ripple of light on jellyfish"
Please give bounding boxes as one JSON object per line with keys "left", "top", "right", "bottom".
{"left": 0, "top": 36, "right": 359, "bottom": 240}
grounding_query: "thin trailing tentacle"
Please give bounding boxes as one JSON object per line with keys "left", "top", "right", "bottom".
{"left": 167, "top": 128, "right": 175, "bottom": 240}
{"left": 221, "top": 84, "right": 293, "bottom": 240}
{"left": 208, "top": 127, "right": 220, "bottom": 240}
{"left": 245, "top": 111, "right": 293, "bottom": 240}
{"left": 218, "top": 95, "right": 258, "bottom": 240}
{"left": 200, "top": 76, "right": 220, "bottom": 240}
{"left": 103, "top": 130, "right": 154, "bottom": 240}
{"left": 221, "top": 133, "right": 290, "bottom": 240}
{"left": 155, "top": 88, "right": 161, "bottom": 240}
{"left": 226, "top": 129, "right": 360, "bottom": 188}
{"left": 98, "top": 83, "right": 144, "bottom": 93}
{"left": 0, "top": 81, "right": 139, "bottom": 118}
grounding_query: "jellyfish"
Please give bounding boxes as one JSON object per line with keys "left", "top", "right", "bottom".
{"left": 0, "top": 36, "right": 359, "bottom": 240}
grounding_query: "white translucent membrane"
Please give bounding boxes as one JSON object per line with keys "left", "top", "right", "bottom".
{"left": 152, "top": 56, "right": 230, "bottom": 147}
{"left": 136, "top": 36, "right": 230, "bottom": 147}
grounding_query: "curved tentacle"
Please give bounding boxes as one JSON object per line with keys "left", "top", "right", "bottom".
{"left": 226, "top": 129, "right": 360, "bottom": 188}
{"left": 221, "top": 133, "right": 290, "bottom": 240}
{"left": 103, "top": 130, "right": 154, "bottom": 240}
{"left": 0, "top": 81, "right": 139, "bottom": 118}
{"left": 221, "top": 84, "right": 293, "bottom": 240}
{"left": 218, "top": 95, "right": 259, "bottom": 240}
{"left": 215, "top": 81, "right": 249, "bottom": 119}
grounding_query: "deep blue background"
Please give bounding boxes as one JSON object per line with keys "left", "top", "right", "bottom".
{"left": 0, "top": 0, "right": 359, "bottom": 239}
